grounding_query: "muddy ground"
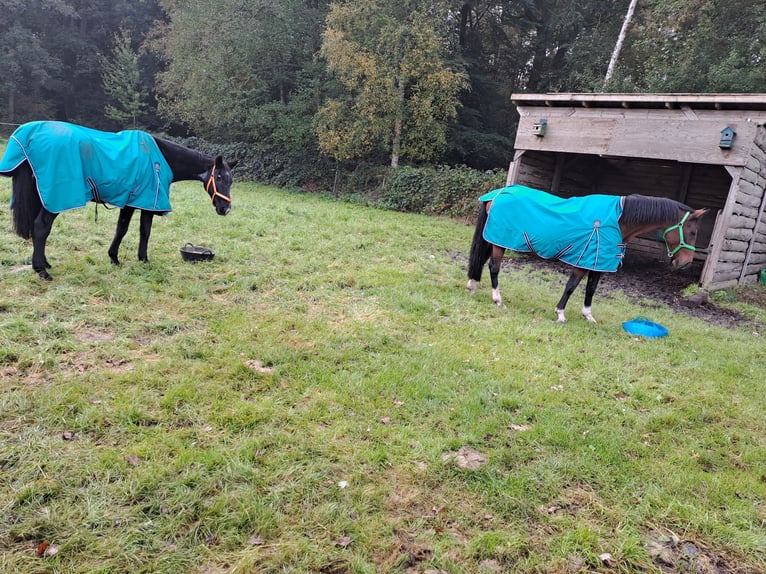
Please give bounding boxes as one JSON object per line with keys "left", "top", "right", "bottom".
{"left": 500, "top": 253, "right": 764, "bottom": 329}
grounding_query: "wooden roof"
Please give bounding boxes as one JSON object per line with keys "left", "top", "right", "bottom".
{"left": 511, "top": 93, "right": 766, "bottom": 111}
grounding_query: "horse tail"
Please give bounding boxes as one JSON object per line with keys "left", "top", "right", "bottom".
{"left": 10, "top": 162, "right": 40, "bottom": 240}
{"left": 467, "top": 202, "right": 492, "bottom": 281}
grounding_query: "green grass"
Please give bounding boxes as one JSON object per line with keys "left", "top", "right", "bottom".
{"left": 1, "top": 178, "right": 765, "bottom": 573}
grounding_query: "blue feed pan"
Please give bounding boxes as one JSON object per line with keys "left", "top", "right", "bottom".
{"left": 622, "top": 316, "right": 669, "bottom": 338}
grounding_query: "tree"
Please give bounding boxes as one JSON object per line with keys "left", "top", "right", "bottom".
{"left": 605, "top": 0, "right": 638, "bottom": 83}
{"left": 100, "top": 28, "right": 147, "bottom": 127}
{"left": 608, "top": 0, "right": 766, "bottom": 92}
{"left": 317, "top": 0, "right": 467, "bottom": 167}
{"left": 151, "top": 0, "right": 330, "bottom": 142}
{"left": 0, "top": 0, "right": 71, "bottom": 123}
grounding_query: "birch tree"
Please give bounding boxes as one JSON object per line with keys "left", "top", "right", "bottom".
{"left": 605, "top": 0, "right": 638, "bottom": 83}
{"left": 316, "top": 0, "right": 466, "bottom": 167}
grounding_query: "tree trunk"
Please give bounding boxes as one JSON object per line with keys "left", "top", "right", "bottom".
{"left": 390, "top": 77, "right": 405, "bottom": 168}
{"left": 605, "top": 0, "right": 638, "bottom": 83}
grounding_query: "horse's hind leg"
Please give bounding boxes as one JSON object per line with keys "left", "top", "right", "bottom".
{"left": 489, "top": 245, "right": 506, "bottom": 307}
{"left": 32, "top": 209, "right": 58, "bottom": 280}
{"left": 137, "top": 210, "right": 155, "bottom": 262}
{"left": 581, "top": 271, "right": 603, "bottom": 323}
{"left": 554, "top": 268, "right": 587, "bottom": 322}
{"left": 108, "top": 207, "right": 136, "bottom": 265}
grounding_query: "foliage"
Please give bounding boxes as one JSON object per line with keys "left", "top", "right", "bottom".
{"left": 1, "top": 179, "right": 765, "bottom": 572}
{"left": 372, "top": 164, "right": 505, "bottom": 219}
{"left": 2, "top": 1, "right": 766, "bottom": 173}
{"left": 609, "top": 0, "right": 766, "bottom": 92}
{"left": 317, "top": 0, "right": 467, "bottom": 166}
{"left": 100, "top": 28, "right": 148, "bottom": 128}
{"left": 0, "top": 0, "right": 164, "bottom": 129}
{"left": 152, "top": 0, "right": 330, "bottom": 142}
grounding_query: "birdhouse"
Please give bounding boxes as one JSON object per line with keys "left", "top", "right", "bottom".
{"left": 719, "top": 126, "right": 735, "bottom": 149}
{"left": 532, "top": 118, "right": 547, "bottom": 137}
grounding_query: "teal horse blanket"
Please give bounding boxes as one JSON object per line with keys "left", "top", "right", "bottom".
{"left": 480, "top": 185, "right": 626, "bottom": 272}
{"left": 0, "top": 121, "right": 173, "bottom": 213}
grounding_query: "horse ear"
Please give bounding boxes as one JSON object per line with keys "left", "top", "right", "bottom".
{"left": 228, "top": 160, "right": 238, "bottom": 170}
{"left": 214, "top": 155, "right": 224, "bottom": 169}
{"left": 691, "top": 208, "right": 709, "bottom": 220}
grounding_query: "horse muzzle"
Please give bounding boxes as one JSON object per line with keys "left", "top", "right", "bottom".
{"left": 671, "top": 256, "right": 692, "bottom": 270}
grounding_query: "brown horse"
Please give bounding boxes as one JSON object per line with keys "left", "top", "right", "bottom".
{"left": 467, "top": 189, "right": 707, "bottom": 323}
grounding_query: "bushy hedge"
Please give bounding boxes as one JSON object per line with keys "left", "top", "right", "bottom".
{"left": 346, "top": 164, "right": 506, "bottom": 220}
{"left": 168, "top": 135, "right": 507, "bottom": 220}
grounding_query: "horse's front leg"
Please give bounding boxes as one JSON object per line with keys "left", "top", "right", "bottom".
{"left": 581, "top": 271, "right": 603, "bottom": 323}
{"left": 137, "top": 210, "right": 155, "bottom": 262}
{"left": 489, "top": 245, "right": 506, "bottom": 307}
{"left": 554, "top": 268, "right": 587, "bottom": 322}
{"left": 108, "top": 207, "right": 136, "bottom": 265}
{"left": 32, "top": 209, "right": 58, "bottom": 280}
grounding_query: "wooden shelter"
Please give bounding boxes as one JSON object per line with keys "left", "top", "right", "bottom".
{"left": 507, "top": 93, "right": 766, "bottom": 289}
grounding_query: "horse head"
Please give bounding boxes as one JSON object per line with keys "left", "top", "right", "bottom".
{"left": 205, "top": 157, "right": 238, "bottom": 216}
{"left": 662, "top": 208, "right": 708, "bottom": 269}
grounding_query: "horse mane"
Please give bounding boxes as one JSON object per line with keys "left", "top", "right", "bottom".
{"left": 153, "top": 136, "right": 215, "bottom": 182}
{"left": 621, "top": 194, "right": 692, "bottom": 225}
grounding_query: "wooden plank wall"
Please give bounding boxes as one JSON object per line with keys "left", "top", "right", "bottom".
{"left": 707, "top": 124, "right": 766, "bottom": 288}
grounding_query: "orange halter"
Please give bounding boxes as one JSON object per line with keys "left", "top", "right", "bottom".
{"left": 205, "top": 164, "right": 232, "bottom": 204}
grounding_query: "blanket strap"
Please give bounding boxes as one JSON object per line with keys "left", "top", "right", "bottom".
{"left": 88, "top": 177, "right": 114, "bottom": 222}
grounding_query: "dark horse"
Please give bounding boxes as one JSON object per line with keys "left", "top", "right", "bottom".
{"left": 1, "top": 121, "right": 237, "bottom": 280}
{"left": 467, "top": 186, "right": 707, "bottom": 323}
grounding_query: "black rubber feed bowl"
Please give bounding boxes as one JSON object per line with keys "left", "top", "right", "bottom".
{"left": 180, "top": 243, "right": 215, "bottom": 262}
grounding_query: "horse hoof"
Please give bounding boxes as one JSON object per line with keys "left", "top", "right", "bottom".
{"left": 38, "top": 271, "right": 53, "bottom": 281}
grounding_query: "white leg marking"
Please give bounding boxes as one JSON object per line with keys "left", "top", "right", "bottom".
{"left": 492, "top": 287, "right": 504, "bottom": 308}
{"left": 467, "top": 279, "right": 477, "bottom": 295}
{"left": 582, "top": 306, "right": 597, "bottom": 323}
{"left": 555, "top": 308, "right": 567, "bottom": 323}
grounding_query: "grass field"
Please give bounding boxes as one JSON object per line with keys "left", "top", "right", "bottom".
{"left": 1, "top": 177, "right": 765, "bottom": 573}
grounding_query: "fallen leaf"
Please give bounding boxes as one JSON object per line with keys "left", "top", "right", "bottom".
{"left": 380, "top": 417, "right": 391, "bottom": 424}
{"left": 44, "top": 545, "right": 59, "bottom": 557}
{"left": 62, "top": 431, "right": 74, "bottom": 441}
{"left": 126, "top": 454, "right": 140, "bottom": 466}
{"left": 599, "top": 552, "right": 617, "bottom": 567}
{"left": 509, "top": 424, "right": 529, "bottom": 432}
{"left": 333, "top": 536, "right": 352, "bottom": 548}
{"left": 36, "top": 541, "right": 50, "bottom": 557}
{"left": 248, "top": 536, "right": 265, "bottom": 546}
{"left": 338, "top": 480, "right": 349, "bottom": 489}
{"left": 245, "top": 360, "right": 274, "bottom": 374}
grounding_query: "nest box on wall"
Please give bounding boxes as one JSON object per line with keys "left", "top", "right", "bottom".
{"left": 719, "top": 126, "right": 736, "bottom": 149}
{"left": 532, "top": 118, "right": 547, "bottom": 137}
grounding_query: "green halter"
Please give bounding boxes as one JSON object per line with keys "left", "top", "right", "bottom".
{"left": 662, "top": 211, "right": 696, "bottom": 256}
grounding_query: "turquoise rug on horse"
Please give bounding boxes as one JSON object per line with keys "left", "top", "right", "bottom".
{"left": 0, "top": 121, "right": 173, "bottom": 213}
{"left": 479, "top": 185, "right": 626, "bottom": 272}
